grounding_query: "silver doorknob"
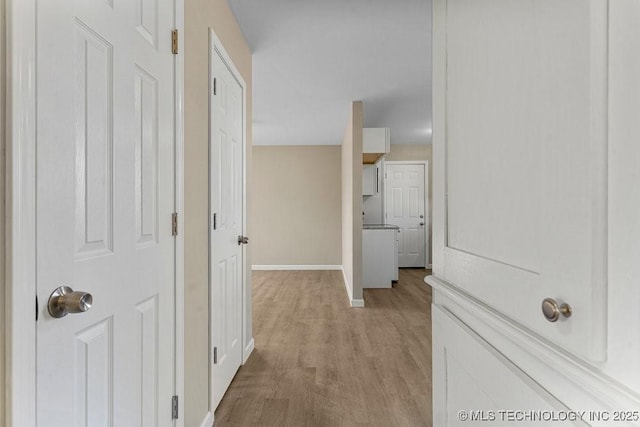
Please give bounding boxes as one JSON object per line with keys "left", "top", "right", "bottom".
{"left": 237, "top": 235, "right": 249, "bottom": 245}
{"left": 541, "top": 298, "right": 571, "bottom": 322}
{"left": 48, "top": 286, "right": 93, "bottom": 318}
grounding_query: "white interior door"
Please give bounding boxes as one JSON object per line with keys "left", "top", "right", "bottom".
{"left": 385, "top": 163, "right": 427, "bottom": 268}
{"left": 35, "top": 1, "right": 176, "bottom": 425}
{"left": 432, "top": 0, "right": 608, "bottom": 361}
{"left": 210, "top": 45, "right": 244, "bottom": 410}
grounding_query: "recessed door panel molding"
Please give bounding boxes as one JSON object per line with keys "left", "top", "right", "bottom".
{"left": 229, "top": 254, "right": 239, "bottom": 348}
{"left": 434, "top": 0, "right": 608, "bottom": 361}
{"left": 74, "top": 20, "right": 114, "bottom": 260}
{"left": 136, "top": 297, "right": 159, "bottom": 427}
{"left": 134, "top": 65, "right": 159, "bottom": 248}
{"left": 229, "top": 135, "right": 238, "bottom": 229}
{"left": 432, "top": 307, "right": 569, "bottom": 427}
{"left": 215, "top": 259, "right": 228, "bottom": 360}
{"left": 136, "top": 0, "right": 159, "bottom": 48}
{"left": 217, "top": 130, "right": 229, "bottom": 229}
{"left": 74, "top": 318, "right": 114, "bottom": 427}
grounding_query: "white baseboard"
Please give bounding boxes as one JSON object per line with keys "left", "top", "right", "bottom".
{"left": 351, "top": 298, "right": 365, "bottom": 307}
{"left": 199, "top": 411, "right": 213, "bottom": 427}
{"left": 243, "top": 338, "right": 255, "bottom": 364}
{"left": 252, "top": 265, "right": 342, "bottom": 271}
{"left": 341, "top": 267, "right": 365, "bottom": 307}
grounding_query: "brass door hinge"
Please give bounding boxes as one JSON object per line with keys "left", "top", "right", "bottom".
{"left": 171, "top": 29, "right": 179, "bottom": 54}
{"left": 172, "top": 213, "right": 178, "bottom": 236}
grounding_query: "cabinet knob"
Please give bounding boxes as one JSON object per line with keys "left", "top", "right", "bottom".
{"left": 541, "top": 298, "right": 572, "bottom": 322}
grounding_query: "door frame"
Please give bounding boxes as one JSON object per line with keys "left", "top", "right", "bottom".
{"left": 383, "top": 160, "right": 430, "bottom": 268}
{"left": 207, "top": 27, "right": 251, "bottom": 420}
{"left": 4, "top": 1, "right": 186, "bottom": 426}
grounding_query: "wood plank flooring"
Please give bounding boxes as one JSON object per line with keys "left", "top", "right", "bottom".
{"left": 214, "top": 268, "right": 433, "bottom": 427}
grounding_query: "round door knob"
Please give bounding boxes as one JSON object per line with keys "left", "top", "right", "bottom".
{"left": 48, "top": 286, "right": 93, "bottom": 318}
{"left": 541, "top": 298, "right": 572, "bottom": 322}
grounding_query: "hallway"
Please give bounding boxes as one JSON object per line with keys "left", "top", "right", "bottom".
{"left": 214, "top": 269, "right": 433, "bottom": 426}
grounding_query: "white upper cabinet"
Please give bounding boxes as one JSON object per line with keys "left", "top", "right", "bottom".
{"left": 363, "top": 128, "right": 390, "bottom": 164}
{"left": 363, "top": 128, "right": 390, "bottom": 153}
{"left": 432, "top": 0, "right": 608, "bottom": 362}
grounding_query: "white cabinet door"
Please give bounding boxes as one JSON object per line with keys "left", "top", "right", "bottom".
{"left": 362, "top": 229, "right": 395, "bottom": 288}
{"left": 363, "top": 128, "right": 390, "bottom": 153}
{"left": 433, "top": 0, "right": 608, "bottom": 361}
{"left": 362, "top": 164, "right": 376, "bottom": 196}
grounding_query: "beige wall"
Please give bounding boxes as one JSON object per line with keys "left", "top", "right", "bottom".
{"left": 184, "top": 1, "right": 252, "bottom": 425}
{"left": 386, "top": 144, "right": 433, "bottom": 265}
{"left": 0, "top": 0, "right": 5, "bottom": 424}
{"left": 342, "top": 102, "right": 363, "bottom": 303}
{"left": 252, "top": 146, "right": 341, "bottom": 266}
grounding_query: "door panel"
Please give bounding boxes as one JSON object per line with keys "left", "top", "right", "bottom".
{"left": 36, "top": 0, "right": 176, "bottom": 425}
{"left": 74, "top": 21, "right": 114, "bottom": 260}
{"left": 433, "top": 0, "right": 607, "bottom": 361}
{"left": 385, "top": 164, "right": 427, "bottom": 268}
{"left": 432, "top": 306, "right": 578, "bottom": 427}
{"left": 210, "top": 46, "right": 244, "bottom": 410}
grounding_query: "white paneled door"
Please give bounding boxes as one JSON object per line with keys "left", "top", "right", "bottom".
{"left": 385, "top": 163, "right": 428, "bottom": 268}
{"left": 210, "top": 44, "right": 244, "bottom": 410}
{"left": 36, "top": 1, "right": 177, "bottom": 426}
{"left": 433, "top": 0, "right": 608, "bottom": 361}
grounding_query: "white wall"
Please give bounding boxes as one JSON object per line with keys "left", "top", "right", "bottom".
{"left": 184, "top": 1, "right": 252, "bottom": 424}
{"left": 252, "top": 146, "right": 342, "bottom": 266}
{"left": 341, "top": 101, "right": 363, "bottom": 304}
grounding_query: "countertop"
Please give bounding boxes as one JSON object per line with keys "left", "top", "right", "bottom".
{"left": 363, "top": 224, "right": 400, "bottom": 230}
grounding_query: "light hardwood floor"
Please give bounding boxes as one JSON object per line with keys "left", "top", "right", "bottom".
{"left": 214, "top": 268, "right": 433, "bottom": 427}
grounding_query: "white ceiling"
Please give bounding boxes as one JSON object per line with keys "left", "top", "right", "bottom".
{"left": 228, "top": 0, "right": 432, "bottom": 146}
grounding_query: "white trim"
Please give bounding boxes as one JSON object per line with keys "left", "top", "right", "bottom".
{"left": 173, "top": 1, "right": 185, "bottom": 426}
{"left": 198, "top": 411, "right": 214, "bottom": 427}
{"left": 340, "top": 267, "right": 365, "bottom": 307}
{"left": 341, "top": 267, "right": 352, "bottom": 300}
{"left": 251, "top": 265, "right": 342, "bottom": 271}
{"left": 243, "top": 338, "right": 254, "bottom": 364}
{"left": 350, "top": 298, "right": 365, "bottom": 308}
{"left": 6, "top": 0, "right": 37, "bottom": 424}
{"left": 384, "top": 160, "right": 428, "bottom": 166}
{"left": 383, "top": 160, "right": 430, "bottom": 268}
{"left": 208, "top": 27, "right": 253, "bottom": 414}
{"left": 428, "top": 275, "right": 640, "bottom": 412}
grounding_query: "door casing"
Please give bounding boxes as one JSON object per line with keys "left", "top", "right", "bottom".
{"left": 4, "top": 1, "right": 185, "bottom": 426}
{"left": 383, "top": 160, "right": 430, "bottom": 268}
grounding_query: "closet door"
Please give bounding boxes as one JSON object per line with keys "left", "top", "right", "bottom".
{"left": 432, "top": 0, "right": 608, "bottom": 361}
